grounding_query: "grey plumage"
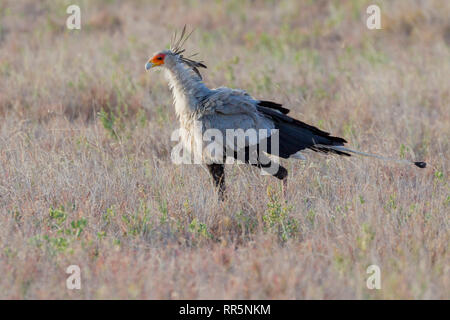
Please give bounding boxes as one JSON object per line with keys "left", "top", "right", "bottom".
{"left": 146, "top": 27, "right": 426, "bottom": 198}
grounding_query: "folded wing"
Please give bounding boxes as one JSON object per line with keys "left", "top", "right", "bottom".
{"left": 200, "top": 88, "right": 275, "bottom": 150}
{"left": 256, "top": 105, "right": 350, "bottom": 158}
{"left": 199, "top": 87, "right": 349, "bottom": 160}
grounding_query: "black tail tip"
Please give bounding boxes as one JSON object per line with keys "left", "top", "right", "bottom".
{"left": 414, "top": 161, "right": 427, "bottom": 168}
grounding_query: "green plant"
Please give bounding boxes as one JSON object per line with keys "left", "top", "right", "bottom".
{"left": 235, "top": 210, "right": 258, "bottom": 237}
{"left": 98, "top": 108, "right": 118, "bottom": 139}
{"left": 188, "top": 218, "right": 213, "bottom": 240}
{"left": 121, "top": 201, "right": 152, "bottom": 237}
{"left": 263, "top": 187, "right": 298, "bottom": 241}
{"left": 29, "top": 206, "right": 90, "bottom": 254}
{"left": 48, "top": 206, "right": 67, "bottom": 229}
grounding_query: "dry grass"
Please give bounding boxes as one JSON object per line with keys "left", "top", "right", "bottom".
{"left": 0, "top": 0, "right": 448, "bottom": 299}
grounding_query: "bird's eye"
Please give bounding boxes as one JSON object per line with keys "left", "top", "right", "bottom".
{"left": 157, "top": 57, "right": 162, "bottom": 60}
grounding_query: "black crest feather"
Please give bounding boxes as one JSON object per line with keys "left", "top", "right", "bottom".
{"left": 170, "top": 25, "right": 207, "bottom": 79}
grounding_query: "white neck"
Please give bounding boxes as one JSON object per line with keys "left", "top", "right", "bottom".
{"left": 164, "top": 62, "right": 210, "bottom": 121}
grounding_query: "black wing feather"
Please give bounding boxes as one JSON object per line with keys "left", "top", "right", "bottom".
{"left": 257, "top": 100, "right": 290, "bottom": 114}
{"left": 256, "top": 105, "right": 350, "bottom": 158}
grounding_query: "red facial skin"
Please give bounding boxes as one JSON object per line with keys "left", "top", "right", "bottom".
{"left": 150, "top": 53, "right": 166, "bottom": 66}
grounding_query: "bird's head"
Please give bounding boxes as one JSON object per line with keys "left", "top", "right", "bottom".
{"left": 145, "top": 26, "right": 207, "bottom": 78}
{"left": 145, "top": 50, "right": 171, "bottom": 70}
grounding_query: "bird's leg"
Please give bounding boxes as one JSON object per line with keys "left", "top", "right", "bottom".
{"left": 282, "top": 176, "right": 288, "bottom": 199}
{"left": 274, "top": 166, "right": 288, "bottom": 199}
{"left": 206, "top": 163, "right": 226, "bottom": 201}
{"left": 257, "top": 161, "right": 288, "bottom": 199}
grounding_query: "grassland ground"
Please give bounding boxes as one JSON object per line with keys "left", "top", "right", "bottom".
{"left": 0, "top": 0, "right": 448, "bottom": 299}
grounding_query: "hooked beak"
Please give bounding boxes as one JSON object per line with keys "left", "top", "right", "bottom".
{"left": 145, "top": 61, "right": 154, "bottom": 71}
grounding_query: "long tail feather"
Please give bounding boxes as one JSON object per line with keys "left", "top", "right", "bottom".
{"left": 321, "top": 145, "right": 426, "bottom": 168}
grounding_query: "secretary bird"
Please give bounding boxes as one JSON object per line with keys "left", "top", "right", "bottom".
{"left": 145, "top": 27, "right": 426, "bottom": 199}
